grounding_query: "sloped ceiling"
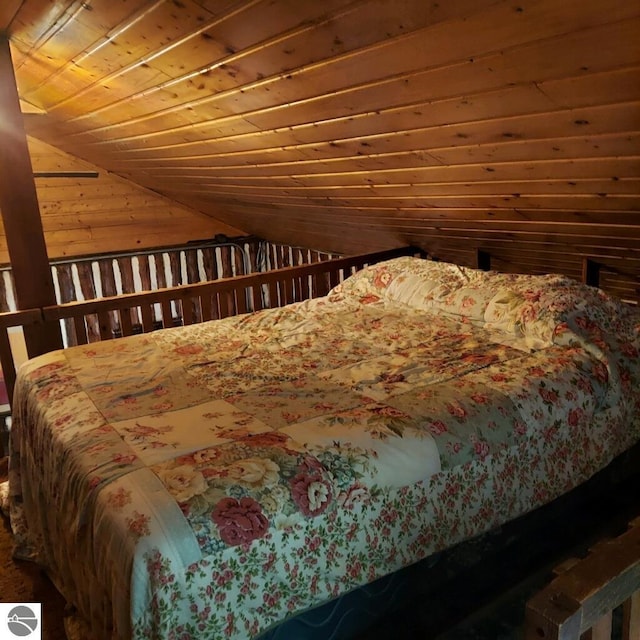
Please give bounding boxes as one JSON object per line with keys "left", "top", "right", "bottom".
{"left": 1, "top": 0, "right": 639, "bottom": 300}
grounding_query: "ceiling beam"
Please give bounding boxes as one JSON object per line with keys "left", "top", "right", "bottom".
{"left": 0, "top": 35, "right": 63, "bottom": 357}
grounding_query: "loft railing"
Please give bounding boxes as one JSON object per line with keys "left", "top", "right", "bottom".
{"left": 0, "top": 247, "right": 414, "bottom": 416}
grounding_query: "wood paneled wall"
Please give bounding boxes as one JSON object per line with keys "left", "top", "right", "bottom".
{"left": 0, "top": 137, "right": 244, "bottom": 264}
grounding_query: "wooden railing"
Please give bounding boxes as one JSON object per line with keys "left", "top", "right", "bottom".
{"left": 0, "top": 247, "right": 415, "bottom": 415}
{"left": 524, "top": 517, "right": 640, "bottom": 640}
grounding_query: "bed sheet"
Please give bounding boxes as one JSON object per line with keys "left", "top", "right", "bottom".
{"left": 7, "top": 258, "right": 640, "bottom": 640}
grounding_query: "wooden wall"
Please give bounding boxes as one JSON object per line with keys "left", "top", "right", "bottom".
{"left": 0, "top": 137, "right": 245, "bottom": 264}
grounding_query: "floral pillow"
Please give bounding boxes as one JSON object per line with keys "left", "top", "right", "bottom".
{"left": 481, "top": 271, "right": 637, "bottom": 345}
{"left": 329, "top": 257, "right": 510, "bottom": 327}
{"left": 331, "top": 256, "right": 638, "bottom": 350}
{"left": 328, "top": 257, "right": 474, "bottom": 306}
{"left": 481, "top": 274, "right": 574, "bottom": 348}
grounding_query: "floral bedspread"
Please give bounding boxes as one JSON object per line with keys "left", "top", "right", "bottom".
{"left": 7, "top": 257, "right": 640, "bottom": 640}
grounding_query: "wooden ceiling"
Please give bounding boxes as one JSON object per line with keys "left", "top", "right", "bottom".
{"left": 1, "top": 0, "right": 639, "bottom": 301}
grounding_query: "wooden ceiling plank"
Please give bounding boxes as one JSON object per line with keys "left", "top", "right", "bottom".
{"left": 109, "top": 102, "right": 640, "bottom": 169}
{"left": 240, "top": 183, "right": 640, "bottom": 201}
{"left": 67, "top": 84, "right": 557, "bottom": 158}
{"left": 40, "top": 3, "right": 638, "bottom": 148}
{"left": 15, "top": 0, "right": 212, "bottom": 105}
{"left": 61, "top": 13, "right": 640, "bottom": 148}
{"left": 402, "top": 238, "right": 640, "bottom": 262}
{"left": 538, "top": 66, "right": 640, "bottom": 108}
{"left": 235, "top": 2, "right": 638, "bottom": 126}
{"left": 30, "top": 82, "right": 555, "bottom": 154}
{"left": 280, "top": 219, "right": 640, "bottom": 240}
{"left": 179, "top": 193, "right": 640, "bottom": 216}
{"left": 30, "top": 0, "right": 506, "bottom": 126}
{"left": 5, "top": 0, "right": 639, "bottom": 298}
{"left": 401, "top": 230, "right": 640, "bottom": 250}
{"left": 208, "top": 205, "right": 640, "bottom": 246}
{"left": 185, "top": 179, "right": 640, "bottom": 200}
{"left": 129, "top": 157, "right": 640, "bottom": 189}
{"left": 112, "top": 130, "right": 640, "bottom": 180}
{"left": 441, "top": 246, "right": 640, "bottom": 270}
{"left": 428, "top": 132, "right": 639, "bottom": 167}
{"left": 72, "top": 64, "right": 639, "bottom": 162}
{"left": 9, "top": 0, "right": 150, "bottom": 98}
{"left": 201, "top": 213, "right": 640, "bottom": 240}
{"left": 41, "top": 0, "right": 378, "bottom": 117}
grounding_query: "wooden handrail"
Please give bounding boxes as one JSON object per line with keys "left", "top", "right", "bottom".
{"left": 40, "top": 247, "right": 414, "bottom": 339}
{"left": 0, "top": 247, "right": 415, "bottom": 424}
{"left": 524, "top": 518, "right": 640, "bottom": 640}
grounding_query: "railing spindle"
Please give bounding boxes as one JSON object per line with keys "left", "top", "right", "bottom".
{"left": 623, "top": 591, "right": 640, "bottom": 639}
{"left": 181, "top": 298, "right": 193, "bottom": 325}
{"left": 74, "top": 317, "right": 89, "bottom": 345}
{"left": 141, "top": 305, "right": 154, "bottom": 332}
{"left": 120, "top": 309, "right": 133, "bottom": 336}
{"left": 98, "top": 311, "right": 112, "bottom": 340}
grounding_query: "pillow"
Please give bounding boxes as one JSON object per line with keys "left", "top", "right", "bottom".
{"left": 330, "top": 256, "right": 638, "bottom": 351}
{"left": 484, "top": 275, "right": 640, "bottom": 349}
{"left": 328, "top": 257, "right": 477, "bottom": 306}
{"left": 482, "top": 274, "right": 573, "bottom": 348}
{"left": 326, "top": 257, "right": 410, "bottom": 304}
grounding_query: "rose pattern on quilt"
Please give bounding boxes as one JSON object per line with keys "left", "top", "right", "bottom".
{"left": 7, "top": 257, "right": 640, "bottom": 640}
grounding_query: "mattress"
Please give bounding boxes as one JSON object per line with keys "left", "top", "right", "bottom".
{"left": 6, "top": 257, "right": 640, "bottom": 640}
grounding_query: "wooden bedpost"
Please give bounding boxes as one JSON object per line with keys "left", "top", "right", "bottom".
{"left": 0, "top": 35, "right": 63, "bottom": 358}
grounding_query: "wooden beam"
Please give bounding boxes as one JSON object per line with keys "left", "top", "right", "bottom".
{"left": 0, "top": 36, "right": 62, "bottom": 357}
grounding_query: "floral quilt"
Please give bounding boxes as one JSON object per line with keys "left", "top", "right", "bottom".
{"left": 7, "top": 257, "right": 640, "bottom": 640}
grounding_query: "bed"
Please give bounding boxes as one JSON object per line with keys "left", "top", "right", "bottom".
{"left": 3, "top": 256, "right": 640, "bottom": 640}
